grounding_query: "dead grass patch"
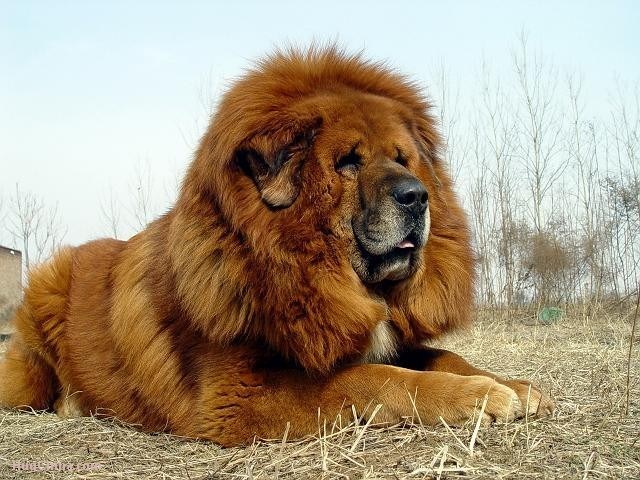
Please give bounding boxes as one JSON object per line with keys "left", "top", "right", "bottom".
{"left": 1, "top": 312, "right": 639, "bottom": 479}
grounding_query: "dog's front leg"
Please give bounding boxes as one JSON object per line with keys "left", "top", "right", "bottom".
{"left": 195, "top": 363, "right": 526, "bottom": 446}
{"left": 392, "top": 347, "right": 555, "bottom": 417}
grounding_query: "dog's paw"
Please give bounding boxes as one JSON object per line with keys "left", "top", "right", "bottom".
{"left": 441, "top": 375, "right": 522, "bottom": 425}
{"left": 503, "top": 379, "right": 555, "bottom": 417}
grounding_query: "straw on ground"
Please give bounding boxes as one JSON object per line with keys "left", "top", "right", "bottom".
{"left": 1, "top": 309, "right": 638, "bottom": 479}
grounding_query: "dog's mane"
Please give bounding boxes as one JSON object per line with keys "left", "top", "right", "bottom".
{"left": 163, "top": 46, "right": 475, "bottom": 373}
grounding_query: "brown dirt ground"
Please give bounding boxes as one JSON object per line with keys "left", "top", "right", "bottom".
{"left": 0, "top": 309, "right": 638, "bottom": 479}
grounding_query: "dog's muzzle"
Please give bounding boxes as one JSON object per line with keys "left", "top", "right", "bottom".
{"left": 351, "top": 161, "right": 430, "bottom": 283}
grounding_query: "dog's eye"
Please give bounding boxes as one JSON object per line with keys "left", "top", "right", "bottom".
{"left": 396, "top": 149, "right": 408, "bottom": 167}
{"left": 336, "top": 149, "right": 362, "bottom": 172}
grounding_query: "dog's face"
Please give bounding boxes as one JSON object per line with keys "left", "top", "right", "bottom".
{"left": 329, "top": 96, "right": 430, "bottom": 284}
{"left": 238, "top": 92, "right": 432, "bottom": 285}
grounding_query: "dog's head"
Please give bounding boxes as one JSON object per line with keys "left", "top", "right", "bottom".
{"left": 178, "top": 47, "right": 474, "bottom": 371}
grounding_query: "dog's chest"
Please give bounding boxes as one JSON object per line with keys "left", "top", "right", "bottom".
{"left": 359, "top": 320, "right": 398, "bottom": 364}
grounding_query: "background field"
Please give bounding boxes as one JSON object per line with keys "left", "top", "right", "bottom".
{"left": 1, "top": 309, "right": 638, "bottom": 479}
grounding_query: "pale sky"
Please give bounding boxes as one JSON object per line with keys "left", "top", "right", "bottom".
{"left": 1, "top": 1, "right": 638, "bottom": 246}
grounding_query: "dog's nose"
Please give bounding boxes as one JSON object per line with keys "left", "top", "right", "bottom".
{"left": 391, "top": 177, "right": 428, "bottom": 215}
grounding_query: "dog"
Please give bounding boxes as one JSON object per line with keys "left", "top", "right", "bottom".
{"left": 0, "top": 46, "right": 553, "bottom": 446}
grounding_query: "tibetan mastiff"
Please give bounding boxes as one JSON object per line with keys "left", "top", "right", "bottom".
{"left": 0, "top": 47, "right": 553, "bottom": 446}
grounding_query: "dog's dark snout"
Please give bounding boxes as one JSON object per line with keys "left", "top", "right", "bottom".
{"left": 391, "top": 177, "right": 428, "bottom": 214}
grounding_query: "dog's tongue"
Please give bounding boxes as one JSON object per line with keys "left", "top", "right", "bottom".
{"left": 397, "top": 239, "right": 415, "bottom": 249}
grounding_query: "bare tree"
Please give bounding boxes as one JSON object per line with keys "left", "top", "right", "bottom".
{"left": 607, "top": 82, "right": 640, "bottom": 297}
{"left": 512, "top": 32, "right": 568, "bottom": 235}
{"left": 467, "top": 122, "right": 500, "bottom": 307}
{"left": 9, "top": 184, "right": 66, "bottom": 272}
{"left": 100, "top": 186, "right": 122, "bottom": 239}
{"left": 565, "top": 74, "right": 610, "bottom": 305}
{"left": 128, "top": 159, "right": 157, "bottom": 230}
{"left": 431, "top": 62, "right": 469, "bottom": 182}
{"left": 478, "top": 60, "right": 520, "bottom": 307}
{"left": 440, "top": 36, "right": 640, "bottom": 310}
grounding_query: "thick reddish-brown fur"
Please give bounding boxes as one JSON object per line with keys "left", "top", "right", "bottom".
{"left": 0, "top": 47, "right": 553, "bottom": 446}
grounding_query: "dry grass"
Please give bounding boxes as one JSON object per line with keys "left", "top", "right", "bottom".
{"left": 1, "top": 310, "right": 639, "bottom": 479}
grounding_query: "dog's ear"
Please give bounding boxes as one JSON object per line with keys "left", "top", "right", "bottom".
{"left": 238, "top": 118, "right": 321, "bottom": 209}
